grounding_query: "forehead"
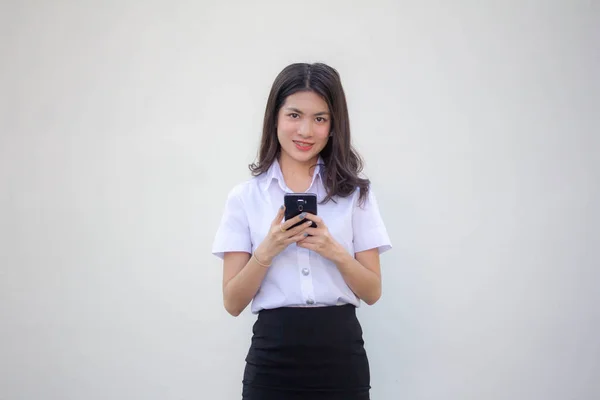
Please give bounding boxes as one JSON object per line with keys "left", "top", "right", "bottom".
{"left": 281, "top": 91, "right": 329, "bottom": 112}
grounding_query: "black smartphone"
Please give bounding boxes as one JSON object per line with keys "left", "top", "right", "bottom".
{"left": 284, "top": 193, "right": 318, "bottom": 230}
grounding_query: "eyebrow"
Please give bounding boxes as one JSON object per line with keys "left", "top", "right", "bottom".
{"left": 285, "top": 107, "right": 330, "bottom": 116}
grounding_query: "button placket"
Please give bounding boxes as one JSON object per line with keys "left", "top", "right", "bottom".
{"left": 298, "top": 246, "right": 314, "bottom": 305}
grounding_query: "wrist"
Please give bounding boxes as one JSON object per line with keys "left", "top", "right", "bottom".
{"left": 254, "top": 246, "right": 274, "bottom": 266}
{"left": 331, "top": 242, "right": 352, "bottom": 266}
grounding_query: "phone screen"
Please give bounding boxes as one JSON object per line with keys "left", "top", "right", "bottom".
{"left": 284, "top": 193, "right": 318, "bottom": 229}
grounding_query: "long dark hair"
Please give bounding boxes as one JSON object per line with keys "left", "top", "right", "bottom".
{"left": 249, "top": 62, "right": 370, "bottom": 205}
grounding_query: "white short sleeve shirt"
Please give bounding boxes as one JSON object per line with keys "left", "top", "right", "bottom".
{"left": 212, "top": 158, "right": 392, "bottom": 314}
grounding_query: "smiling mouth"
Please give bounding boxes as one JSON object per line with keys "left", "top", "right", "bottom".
{"left": 293, "top": 141, "right": 314, "bottom": 151}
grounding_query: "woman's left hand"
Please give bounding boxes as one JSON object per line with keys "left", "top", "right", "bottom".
{"left": 297, "top": 214, "right": 346, "bottom": 262}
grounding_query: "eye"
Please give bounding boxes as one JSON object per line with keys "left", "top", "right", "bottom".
{"left": 315, "top": 116, "right": 328, "bottom": 123}
{"left": 289, "top": 113, "right": 300, "bottom": 119}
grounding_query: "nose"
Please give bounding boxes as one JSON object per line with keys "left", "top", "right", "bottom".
{"left": 298, "top": 119, "right": 312, "bottom": 137}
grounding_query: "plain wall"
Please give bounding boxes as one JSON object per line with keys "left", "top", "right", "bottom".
{"left": 1, "top": 1, "right": 598, "bottom": 399}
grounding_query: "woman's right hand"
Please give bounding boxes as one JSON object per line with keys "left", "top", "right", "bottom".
{"left": 254, "top": 205, "right": 314, "bottom": 265}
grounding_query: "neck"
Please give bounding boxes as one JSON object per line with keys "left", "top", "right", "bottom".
{"left": 278, "top": 152, "right": 318, "bottom": 192}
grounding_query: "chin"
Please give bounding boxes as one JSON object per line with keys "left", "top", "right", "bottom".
{"left": 292, "top": 150, "right": 320, "bottom": 164}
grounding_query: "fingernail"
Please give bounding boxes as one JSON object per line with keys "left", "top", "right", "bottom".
{"left": 304, "top": 233, "right": 309, "bottom": 237}
{"left": 280, "top": 205, "right": 284, "bottom": 210}
{"left": 299, "top": 212, "right": 306, "bottom": 219}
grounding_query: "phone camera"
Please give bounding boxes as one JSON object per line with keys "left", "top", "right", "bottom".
{"left": 298, "top": 205, "right": 304, "bottom": 212}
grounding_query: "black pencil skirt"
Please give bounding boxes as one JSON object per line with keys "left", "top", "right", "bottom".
{"left": 241, "top": 304, "right": 371, "bottom": 400}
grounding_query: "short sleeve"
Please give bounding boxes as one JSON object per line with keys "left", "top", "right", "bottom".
{"left": 212, "top": 186, "right": 252, "bottom": 260}
{"left": 352, "top": 188, "right": 392, "bottom": 254}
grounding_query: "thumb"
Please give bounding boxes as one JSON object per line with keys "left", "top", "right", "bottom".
{"left": 272, "top": 205, "right": 285, "bottom": 225}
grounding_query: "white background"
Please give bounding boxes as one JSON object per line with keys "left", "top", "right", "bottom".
{"left": 1, "top": 1, "right": 598, "bottom": 399}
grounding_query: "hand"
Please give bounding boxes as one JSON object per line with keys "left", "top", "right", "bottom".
{"left": 255, "top": 206, "right": 313, "bottom": 265}
{"left": 297, "top": 214, "right": 346, "bottom": 262}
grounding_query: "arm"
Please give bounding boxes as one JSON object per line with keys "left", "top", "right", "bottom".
{"left": 221, "top": 207, "right": 313, "bottom": 316}
{"left": 332, "top": 248, "right": 382, "bottom": 305}
{"left": 222, "top": 252, "right": 268, "bottom": 317}
{"left": 297, "top": 187, "right": 391, "bottom": 305}
{"left": 298, "top": 214, "right": 381, "bottom": 305}
{"left": 297, "top": 217, "right": 382, "bottom": 305}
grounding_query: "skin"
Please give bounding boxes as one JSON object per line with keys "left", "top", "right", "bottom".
{"left": 222, "top": 91, "right": 382, "bottom": 316}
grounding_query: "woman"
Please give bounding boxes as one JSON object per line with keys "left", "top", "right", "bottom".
{"left": 212, "top": 62, "right": 392, "bottom": 400}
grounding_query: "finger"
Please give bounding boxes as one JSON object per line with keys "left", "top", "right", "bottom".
{"left": 287, "top": 220, "right": 313, "bottom": 236}
{"left": 281, "top": 212, "right": 309, "bottom": 231}
{"left": 297, "top": 241, "right": 317, "bottom": 251}
{"left": 297, "top": 236, "right": 316, "bottom": 245}
{"left": 302, "top": 227, "right": 320, "bottom": 236}
{"left": 284, "top": 231, "right": 310, "bottom": 245}
{"left": 272, "top": 205, "right": 285, "bottom": 225}
{"left": 298, "top": 231, "right": 322, "bottom": 243}
{"left": 301, "top": 213, "right": 323, "bottom": 225}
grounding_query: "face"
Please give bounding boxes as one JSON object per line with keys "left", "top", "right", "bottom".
{"left": 276, "top": 91, "right": 332, "bottom": 165}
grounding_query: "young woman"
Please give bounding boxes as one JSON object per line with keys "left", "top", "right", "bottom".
{"left": 212, "top": 62, "right": 392, "bottom": 400}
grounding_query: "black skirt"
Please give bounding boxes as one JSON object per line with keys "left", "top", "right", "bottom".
{"left": 242, "top": 304, "right": 370, "bottom": 400}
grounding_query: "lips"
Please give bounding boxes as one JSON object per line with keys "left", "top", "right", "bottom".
{"left": 293, "top": 141, "right": 314, "bottom": 151}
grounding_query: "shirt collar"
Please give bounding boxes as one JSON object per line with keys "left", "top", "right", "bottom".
{"left": 261, "top": 156, "right": 325, "bottom": 193}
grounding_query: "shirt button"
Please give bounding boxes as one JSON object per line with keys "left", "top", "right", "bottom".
{"left": 302, "top": 268, "right": 310, "bottom": 276}
{"left": 306, "top": 298, "right": 315, "bottom": 305}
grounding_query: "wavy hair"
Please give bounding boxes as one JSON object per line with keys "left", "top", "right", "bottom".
{"left": 249, "top": 63, "right": 369, "bottom": 205}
